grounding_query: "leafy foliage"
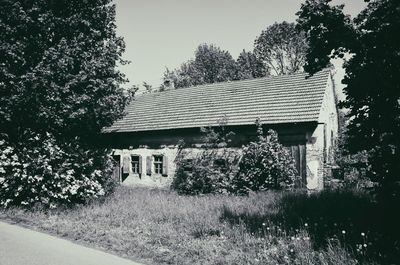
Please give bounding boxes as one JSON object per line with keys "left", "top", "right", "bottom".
{"left": 0, "top": 0, "right": 132, "bottom": 141}
{"left": 236, "top": 49, "right": 267, "bottom": 80}
{"left": 162, "top": 44, "right": 238, "bottom": 89}
{"left": 142, "top": 82, "right": 154, "bottom": 94}
{"left": 332, "top": 111, "right": 372, "bottom": 190}
{"left": 296, "top": 0, "right": 354, "bottom": 75}
{"left": 297, "top": 0, "right": 400, "bottom": 195}
{"left": 199, "top": 116, "right": 236, "bottom": 148}
{"left": 173, "top": 148, "right": 241, "bottom": 195}
{"left": 172, "top": 119, "right": 240, "bottom": 195}
{"left": 235, "top": 125, "right": 297, "bottom": 193}
{"left": 173, "top": 120, "right": 297, "bottom": 195}
{"left": 0, "top": 132, "right": 115, "bottom": 208}
{"left": 0, "top": 0, "right": 131, "bottom": 207}
{"left": 163, "top": 22, "right": 307, "bottom": 89}
{"left": 254, "top": 21, "right": 308, "bottom": 75}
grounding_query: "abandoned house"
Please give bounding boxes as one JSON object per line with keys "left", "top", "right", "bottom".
{"left": 103, "top": 69, "right": 339, "bottom": 190}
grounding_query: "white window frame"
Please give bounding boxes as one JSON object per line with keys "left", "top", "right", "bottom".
{"left": 153, "top": 155, "right": 163, "bottom": 175}
{"left": 131, "top": 155, "right": 140, "bottom": 174}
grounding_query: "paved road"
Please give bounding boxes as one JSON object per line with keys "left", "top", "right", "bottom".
{"left": 0, "top": 221, "right": 144, "bottom": 265}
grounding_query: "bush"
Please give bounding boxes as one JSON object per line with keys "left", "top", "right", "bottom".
{"left": 172, "top": 148, "right": 240, "bottom": 195}
{"left": 333, "top": 111, "right": 377, "bottom": 191}
{"left": 234, "top": 129, "right": 297, "bottom": 193}
{"left": 0, "top": 131, "right": 115, "bottom": 208}
{"left": 173, "top": 120, "right": 297, "bottom": 195}
{"left": 173, "top": 118, "right": 241, "bottom": 195}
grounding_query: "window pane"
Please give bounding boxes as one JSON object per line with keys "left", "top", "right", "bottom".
{"left": 131, "top": 156, "right": 139, "bottom": 174}
{"left": 153, "top": 155, "right": 163, "bottom": 174}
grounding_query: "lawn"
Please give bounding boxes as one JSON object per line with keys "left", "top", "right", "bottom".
{"left": 1, "top": 186, "right": 398, "bottom": 265}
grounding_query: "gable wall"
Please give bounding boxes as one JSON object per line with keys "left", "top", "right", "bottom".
{"left": 306, "top": 74, "right": 339, "bottom": 190}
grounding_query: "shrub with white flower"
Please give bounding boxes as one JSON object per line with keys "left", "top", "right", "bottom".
{"left": 0, "top": 131, "right": 114, "bottom": 208}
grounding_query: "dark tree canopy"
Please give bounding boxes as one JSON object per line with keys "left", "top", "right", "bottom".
{"left": 0, "top": 0, "right": 132, "bottom": 207}
{"left": 162, "top": 44, "right": 238, "bottom": 89}
{"left": 297, "top": 0, "right": 400, "bottom": 191}
{"left": 254, "top": 21, "right": 308, "bottom": 75}
{"left": 296, "top": 0, "right": 354, "bottom": 74}
{"left": 0, "top": 0, "right": 131, "bottom": 143}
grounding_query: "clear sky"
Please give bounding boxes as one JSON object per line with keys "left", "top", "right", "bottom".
{"left": 115, "top": 0, "right": 367, "bottom": 89}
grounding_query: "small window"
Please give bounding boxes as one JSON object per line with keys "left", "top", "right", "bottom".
{"left": 154, "top": 155, "right": 163, "bottom": 174}
{"left": 131, "top": 156, "right": 140, "bottom": 174}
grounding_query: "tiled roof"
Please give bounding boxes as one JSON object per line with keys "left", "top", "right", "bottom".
{"left": 105, "top": 70, "right": 331, "bottom": 133}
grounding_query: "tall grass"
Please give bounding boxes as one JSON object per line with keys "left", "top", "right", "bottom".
{"left": 1, "top": 186, "right": 391, "bottom": 264}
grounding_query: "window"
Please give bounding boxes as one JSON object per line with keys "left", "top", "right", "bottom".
{"left": 154, "top": 155, "right": 163, "bottom": 174}
{"left": 131, "top": 156, "right": 140, "bottom": 174}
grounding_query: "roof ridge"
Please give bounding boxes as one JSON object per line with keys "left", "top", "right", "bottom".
{"left": 135, "top": 69, "right": 331, "bottom": 99}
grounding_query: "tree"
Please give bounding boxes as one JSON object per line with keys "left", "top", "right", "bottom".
{"left": 0, "top": 0, "right": 132, "bottom": 207}
{"left": 254, "top": 21, "right": 308, "bottom": 75}
{"left": 296, "top": 0, "right": 354, "bottom": 75}
{"left": 194, "top": 44, "right": 238, "bottom": 84}
{"left": 162, "top": 63, "right": 199, "bottom": 89}
{"left": 236, "top": 49, "right": 268, "bottom": 80}
{"left": 334, "top": 110, "right": 370, "bottom": 188}
{"left": 142, "top": 82, "right": 154, "bottom": 94}
{"left": 297, "top": 0, "right": 400, "bottom": 196}
{"left": 162, "top": 44, "right": 238, "bottom": 88}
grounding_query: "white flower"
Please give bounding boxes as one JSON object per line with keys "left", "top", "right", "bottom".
{"left": 4, "top": 199, "right": 12, "bottom": 207}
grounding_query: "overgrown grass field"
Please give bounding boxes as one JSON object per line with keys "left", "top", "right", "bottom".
{"left": 1, "top": 186, "right": 398, "bottom": 264}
